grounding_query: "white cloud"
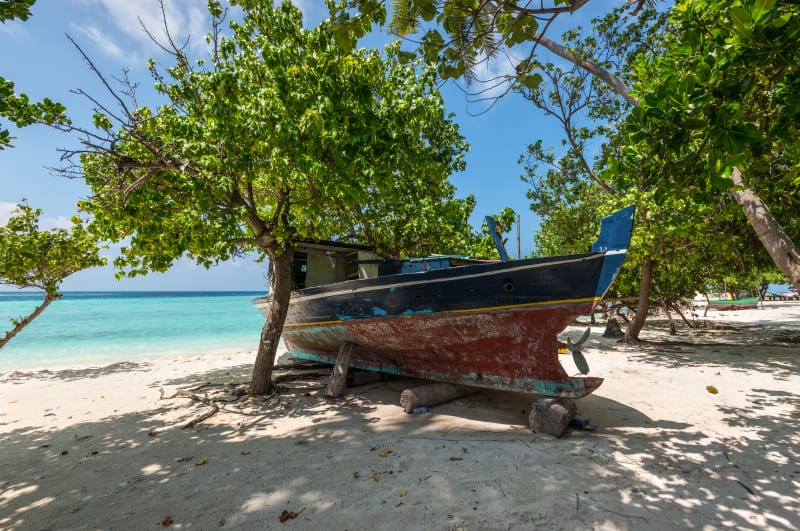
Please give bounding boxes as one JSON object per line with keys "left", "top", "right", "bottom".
{"left": 73, "top": 23, "right": 129, "bottom": 61}
{"left": 0, "top": 202, "right": 18, "bottom": 226}
{"left": 41, "top": 215, "right": 73, "bottom": 230}
{"left": 76, "top": 0, "right": 212, "bottom": 60}
{"left": 0, "top": 203, "right": 73, "bottom": 230}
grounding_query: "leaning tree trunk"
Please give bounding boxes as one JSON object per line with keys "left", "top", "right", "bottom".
{"left": 0, "top": 292, "right": 57, "bottom": 350}
{"left": 730, "top": 168, "right": 800, "bottom": 291}
{"left": 625, "top": 255, "right": 652, "bottom": 342}
{"left": 250, "top": 250, "right": 294, "bottom": 395}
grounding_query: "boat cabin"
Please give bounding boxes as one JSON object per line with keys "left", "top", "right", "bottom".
{"left": 291, "top": 241, "right": 379, "bottom": 290}
{"left": 291, "top": 240, "right": 485, "bottom": 290}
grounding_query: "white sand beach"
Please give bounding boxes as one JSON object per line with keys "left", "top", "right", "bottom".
{"left": 1, "top": 303, "right": 798, "bottom": 530}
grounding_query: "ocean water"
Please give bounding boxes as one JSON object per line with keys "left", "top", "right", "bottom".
{"left": 0, "top": 291, "right": 267, "bottom": 370}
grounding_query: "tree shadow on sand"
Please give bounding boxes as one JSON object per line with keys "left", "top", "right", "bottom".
{"left": 2, "top": 358, "right": 798, "bottom": 530}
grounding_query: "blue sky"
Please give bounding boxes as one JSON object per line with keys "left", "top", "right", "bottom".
{"left": 1, "top": 0, "right": 601, "bottom": 291}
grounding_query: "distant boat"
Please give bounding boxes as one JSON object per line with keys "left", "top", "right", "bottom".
{"left": 708, "top": 296, "right": 760, "bottom": 310}
{"left": 254, "top": 207, "right": 635, "bottom": 398}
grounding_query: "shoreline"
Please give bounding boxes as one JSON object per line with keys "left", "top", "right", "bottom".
{"left": 1, "top": 306, "right": 798, "bottom": 529}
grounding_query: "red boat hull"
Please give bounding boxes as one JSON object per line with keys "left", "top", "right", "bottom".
{"left": 282, "top": 299, "right": 603, "bottom": 398}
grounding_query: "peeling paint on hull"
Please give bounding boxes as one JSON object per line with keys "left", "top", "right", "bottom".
{"left": 279, "top": 301, "right": 602, "bottom": 398}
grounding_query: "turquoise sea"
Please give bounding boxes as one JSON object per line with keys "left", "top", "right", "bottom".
{"left": 0, "top": 291, "right": 267, "bottom": 370}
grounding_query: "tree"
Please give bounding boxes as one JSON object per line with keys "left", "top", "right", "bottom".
{"left": 617, "top": 0, "right": 800, "bottom": 290}
{"left": 0, "top": 0, "right": 69, "bottom": 149}
{"left": 0, "top": 203, "right": 105, "bottom": 349}
{"left": 54, "top": 1, "right": 469, "bottom": 394}
{"left": 520, "top": 5, "right": 786, "bottom": 339}
{"left": 334, "top": 0, "right": 800, "bottom": 295}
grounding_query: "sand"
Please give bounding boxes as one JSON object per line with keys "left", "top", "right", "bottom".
{"left": 1, "top": 303, "right": 798, "bottom": 530}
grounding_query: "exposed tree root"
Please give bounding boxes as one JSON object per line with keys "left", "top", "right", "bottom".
{"left": 159, "top": 387, "right": 245, "bottom": 429}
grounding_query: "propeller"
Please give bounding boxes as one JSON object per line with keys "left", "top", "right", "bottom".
{"left": 567, "top": 327, "right": 591, "bottom": 375}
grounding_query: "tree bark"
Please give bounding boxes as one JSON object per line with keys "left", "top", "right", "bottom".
{"left": 534, "top": 33, "right": 639, "bottom": 107}
{"left": 0, "top": 292, "right": 56, "bottom": 350}
{"left": 625, "top": 255, "right": 652, "bottom": 341}
{"left": 249, "top": 250, "right": 294, "bottom": 395}
{"left": 730, "top": 168, "right": 800, "bottom": 291}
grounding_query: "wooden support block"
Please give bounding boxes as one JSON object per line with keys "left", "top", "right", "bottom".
{"left": 325, "top": 342, "right": 355, "bottom": 398}
{"left": 400, "top": 382, "right": 480, "bottom": 413}
{"left": 529, "top": 398, "right": 577, "bottom": 437}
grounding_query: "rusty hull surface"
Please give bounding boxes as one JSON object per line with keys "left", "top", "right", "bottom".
{"left": 281, "top": 301, "right": 603, "bottom": 398}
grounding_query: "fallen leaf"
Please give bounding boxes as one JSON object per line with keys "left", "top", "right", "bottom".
{"left": 353, "top": 471, "right": 360, "bottom": 479}
{"left": 161, "top": 516, "right": 173, "bottom": 526}
{"left": 241, "top": 451, "right": 251, "bottom": 456}
{"left": 378, "top": 449, "right": 393, "bottom": 458}
{"left": 279, "top": 510, "right": 299, "bottom": 523}
{"left": 449, "top": 457, "right": 463, "bottom": 461}
{"left": 176, "top": 456, "right": 194, "bottom": 463}
{"left": 148, "top": 430, "right": 158, "bottom": 437}
{"left": 400, "top": 490, "right": 408, "bottom": 497}
{"left": 373, "top": 472, "right": 380, "bottom": 482}
{"left": 195, "top": 458, "right": 209, "bottom": 466}
{"left": 326, "top": 453, "right": 333, "bottom": 459}
{"left": 706, "top": 385, "right": 719, "bottom": 394}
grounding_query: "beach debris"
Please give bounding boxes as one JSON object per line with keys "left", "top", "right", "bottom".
{"left": 378, "top": 449, "right": 393, "bottom": 457}
{"left": 373, "top": 472, "right": 380, "bottom": 482}
{"left": 706, "top": 385, "right": 719, "bottom": 394}
{"left": 195, "top": 458, "right": 209, "bottom": 466}
{"left": 568, "top": 417, "right": 595, "bottom": 430}
{"left": 279, "top": 509, "right": 304, "bottom": 523}
{"left": 603, "top": 317, "right": 624, "bottom": 338}
{"left": 161, "top": 515, "right": 173, "bottom": 526}
{"left": 176, "top": 456, "right": 194, "bottom": 463}
{"left": 400, "top": 490, "right": 408, "bottom": 497}
{"left": 449, "top": 457, "right": 463, "bottom": 462}
{"left": 159, "top": 387, "right": 237, "bottom": 429}
{"left": 400, "top": 382, "right": 479, "bottom": 413}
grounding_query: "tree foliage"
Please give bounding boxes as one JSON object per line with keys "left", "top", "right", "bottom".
{"left": 58, "top": 1, "right": 472, "bottom": 393}
{"left": 330, "top": 0, "right": 627, "bottom": 92}
{"left": 0, "top": 0, "right": 34, "bottom": 22}
{"left": 616, "top": 0, "right": 800, "bottom": 288}
{"left": 0, "top": 0, "right": 69, "bottom": 149}
{"left": 520, "top": 5, "right": 789, "bottom": 338}
{"left": 0, "top": 203, "right": 105, "bottom": 349}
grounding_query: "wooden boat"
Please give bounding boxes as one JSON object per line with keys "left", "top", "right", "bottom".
{"left": 254, "top": 206, "right": 634, "bottom": 398}
{"left": 708, "top": 296, "right": 760, "bottom": 310}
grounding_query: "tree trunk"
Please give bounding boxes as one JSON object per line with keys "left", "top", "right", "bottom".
{"left": 625, "top": 255, "right": 652, "bottom": 341}
{"left": 0, "top": 292, "right": 57, "bottom": 350}
{"left": 250, "top": 250, "right": 294, "bottom": 395}
{"left": 730, "top": 168, "right": 800, "bottom": 291}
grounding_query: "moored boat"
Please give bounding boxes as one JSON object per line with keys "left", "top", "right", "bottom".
{"left": 708, "top": 296, "right": 760, "bottom": 310}
{"left": 254, "top": 206, "right": 635, "bottom": 398}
